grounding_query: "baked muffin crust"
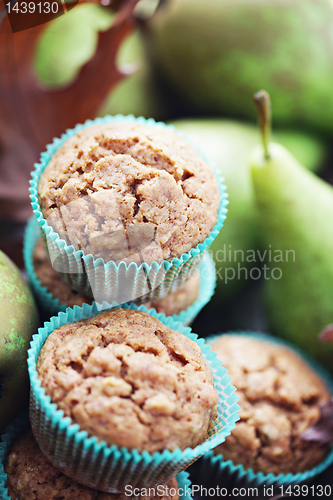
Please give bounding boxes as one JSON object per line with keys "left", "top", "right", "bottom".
{"left": 38, "top": 122, "right": 220, "bottom": 263}
{"left": 5, "top": 431, "right": 179, "bottom": 500}
{"left": 37, "top": 309, "right": 218, "bottom": 452}
{"left": 210, "top": 335, "right": 330, "bottom": 475}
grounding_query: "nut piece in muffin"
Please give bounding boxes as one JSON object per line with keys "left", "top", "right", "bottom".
{"left": 33, "top": 240, "right": 200, "bottom": 313}
{"left": 5, "top": 430, "right": 179, "bottom": 500}
{"left": 210, "top": 334, "right": 331, "bottom": 475}
{"left": 37, "top": 309, "right": 218, "bottom": 452}
{"left": 38, "top": 122, "right": 220, "bottom": 263}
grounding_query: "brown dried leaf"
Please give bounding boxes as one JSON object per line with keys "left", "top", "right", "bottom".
{"left": 301, "top": 398, "right": 333, "bottom": 445}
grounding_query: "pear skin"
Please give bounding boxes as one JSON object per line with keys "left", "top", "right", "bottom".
{"left": 251, "top": 143, "right": 333, "bottom": 369}
{"left": 145, "top": 0, "right": 333, "bottom": 135}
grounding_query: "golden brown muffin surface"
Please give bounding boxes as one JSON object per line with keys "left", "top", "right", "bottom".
{"left": 210, "top": 334, "right": 331, "bottom": 475}
{"left": 38, "top": 122, "right": 220, "bottom": 263}
{"left": 33, "top": 240, "right": 199, "bottom": 313}
{"left": 37, "top": 309, "right": 218, "bottom": 452}
{"left": 5, "top": 431, "right": 179, "bottom": 500}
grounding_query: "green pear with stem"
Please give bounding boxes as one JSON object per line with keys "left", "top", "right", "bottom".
{"left": 172, "top": 118, "right": 327, "bottom": 298}
{"left": 251, "top": 90, "right": 333, "bottom": 369}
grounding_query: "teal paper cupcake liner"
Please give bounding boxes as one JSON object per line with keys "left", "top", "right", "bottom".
{"left": 29, "top": 115, "right": 227, "bottom": 306}
{"left": 0, "top": 413, "right": 192, "bottom": 500}
{"left": 27, "top": 303, "right": 240, "bottom": 492}
{"left": 23, "top": 216, "right": 216, "bottom": 326}
{"left": 197, "top": 332, "right": 333, "bottom": 495}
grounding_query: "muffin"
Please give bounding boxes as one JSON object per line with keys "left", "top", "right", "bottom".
{"left": 210, "top": 334, "right": 331, "bottom": 475}
{"left": 33, "top": 239, "right": 200, "bottom": 313}
{"left": 4, "top": 430, "right": 180, "bottom": 500}
{"left": 37, "top": 121, "right": 220, "bottom": 264}
{"left": 36, "top": 308, "right": 219, "bottom": 452}
{"left": 28, "top": 303, "right": 239, "bottom": 491}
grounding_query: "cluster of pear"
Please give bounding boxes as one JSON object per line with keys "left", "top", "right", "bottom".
{"left": 30, "top": 0, "right": 333, "bottom": 372}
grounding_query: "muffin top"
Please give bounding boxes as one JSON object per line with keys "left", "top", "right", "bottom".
{"left": 37, "top": 308, "right": 218, "bottom": 452}
{"left": 210, "top": 334, "right": 330, "bottom": 475}
{"left": 33, "top": 240, "right": 200, "bottom": 313}
{"left": 38, "top": 122, "right": 220, "bottom": 263}
{"left": 5, "top": 430, "right": 179, "bottom": 500}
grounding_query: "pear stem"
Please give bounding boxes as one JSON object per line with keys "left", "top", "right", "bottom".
{"left": 253, "top": 90, "right": 272, "bottom": 160}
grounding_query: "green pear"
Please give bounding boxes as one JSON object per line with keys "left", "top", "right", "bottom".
{"left": 172, "top": 119, "right": 327, "bottom": 297}
{"left": 251, "top": 91, "right": 333, "bottom": 369}
{"left": 144, "top": 0, "right": 333, "bottom": 135}
{"left": 0, "top": 250, "right": 39, "bottom": 429}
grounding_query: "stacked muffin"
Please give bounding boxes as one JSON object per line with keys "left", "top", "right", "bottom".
{"left": 26, "top": 118, "right": 223, "bottom": 321}
{"left": 36, "top": 308, "right": 219, "bottom": 454}
{"left": 0, "top": 117, "right": 240, "bottom": 498}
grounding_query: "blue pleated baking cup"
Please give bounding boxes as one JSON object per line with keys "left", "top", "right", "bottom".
{"left": 27, "top": 303, "right": 240, "bottom": 492}
{"left": 23, "top": 215, "right": 216, "bottom": 326}
{"left": 0, "top": 412, "right": 192, "bottom": 500}
{"left": 29, "top": 114, "right": 228, "bottom": 305}
{"left": 196, "top": 332, "right": 333, "bottom": 495}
